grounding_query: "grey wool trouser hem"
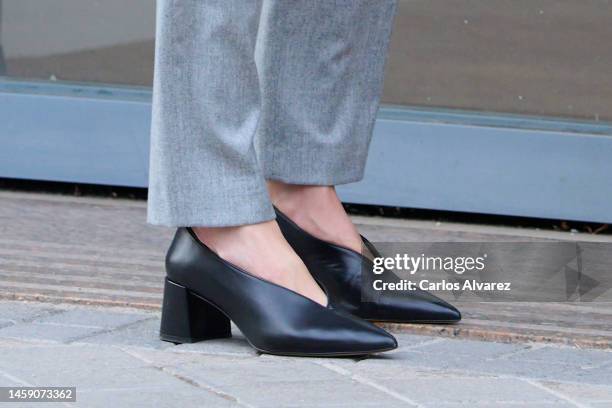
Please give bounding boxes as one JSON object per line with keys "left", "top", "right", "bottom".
{"left": 147, "top": 0, "right": 398, "bottom": 227}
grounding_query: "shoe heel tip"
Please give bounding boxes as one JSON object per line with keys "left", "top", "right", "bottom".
{"left": 159, "top": 332, "right": 232, "bottom": 344}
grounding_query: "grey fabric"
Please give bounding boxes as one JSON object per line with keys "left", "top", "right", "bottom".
{"left": 255, "top": 1, "right": 398, "bottom": 185}
{"left": 148, "top": 0, "right": 398, "bottom": 227}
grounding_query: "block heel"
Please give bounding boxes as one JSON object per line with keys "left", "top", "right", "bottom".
{"left": 159, "top": 278, "right": 231, "bottom": 344}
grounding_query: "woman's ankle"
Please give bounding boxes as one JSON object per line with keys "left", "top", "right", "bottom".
{"left": 192, "top": 221, "right": 278, "bottom": 260}
{"left": 267, "top": 180, "right": 363, "bottom": 253}
{"left": 267, "top": 180, "right": 335, "bottom": 216}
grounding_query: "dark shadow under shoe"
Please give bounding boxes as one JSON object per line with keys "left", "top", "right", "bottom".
{"left": 274, "top": 207, "right": 461, "bottom": 324}
{"left": 159, "top": 227, "right": 397, "bottom": 357}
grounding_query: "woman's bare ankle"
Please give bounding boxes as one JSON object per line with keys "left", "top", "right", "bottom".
{"left": 267, "top": 180, "right": 364, "bottom": 253}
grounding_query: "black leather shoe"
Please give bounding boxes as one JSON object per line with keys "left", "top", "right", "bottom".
{"left": 159, "top": 227, "right": 398, "bottom": 357}
{"left": 275, "top": 208, "right": 461, "bottom": 324}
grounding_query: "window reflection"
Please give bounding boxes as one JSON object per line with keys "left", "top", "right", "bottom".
{"left": 0, "top": 0, "right": 609, "bottom": 121}
{"left": 383, "top": 0, "right": 612, "bottom": 121}
{"left": 0, "top": 0, "right": 154, "bottom": 85}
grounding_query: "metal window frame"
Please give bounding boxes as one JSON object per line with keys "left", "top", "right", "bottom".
{"left": 1, "top": 78, "right": 611, "bottom": 223}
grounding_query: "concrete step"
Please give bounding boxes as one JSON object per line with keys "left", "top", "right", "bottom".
{"left": 1, "top": 190, "right": 611, "bottom": 349}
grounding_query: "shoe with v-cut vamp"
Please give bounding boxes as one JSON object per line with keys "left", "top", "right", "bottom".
{"left": 274, "top": 207, "right": 462, "bottom": 324}
{"left": 159, "top": 227, "right": 398, "bottom": 357}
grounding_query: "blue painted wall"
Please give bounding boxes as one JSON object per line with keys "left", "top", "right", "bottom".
{"left": 1, "top": 80, "right": 611, "bottom": 223}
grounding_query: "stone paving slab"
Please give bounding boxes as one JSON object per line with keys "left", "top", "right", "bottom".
{"left": 0, "top": 301, "right": 59, "bottom": 326}
{"left": 0, "top": 301, "right": 611, "bottom": 407}
{"left": 1, "top": 191, "right": 612, "bottom": 349}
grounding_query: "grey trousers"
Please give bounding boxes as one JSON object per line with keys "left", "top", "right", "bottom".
{"left": 148, "top": 0, "right": 398, "bottom": 227}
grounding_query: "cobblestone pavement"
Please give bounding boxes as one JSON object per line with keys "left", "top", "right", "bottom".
{"left": 0, "top": 300, "right": 611, "bottom": 408}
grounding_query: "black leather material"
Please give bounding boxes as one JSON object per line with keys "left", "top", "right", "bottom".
{"left": 275, "top": 208, "right": 462, "bottom": 324}
{"left": 161, "top": 227, "right": 398, "bottom": 356}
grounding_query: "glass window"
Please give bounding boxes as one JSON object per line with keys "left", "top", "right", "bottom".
{"left": 0, "top": 0, "right": 155, "bottom": 86}
{"left": 383, "top": 0, "right": 612, "bottom": 121}
{"left": 1, "top": 0, "right": 609, "bottom": 121}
